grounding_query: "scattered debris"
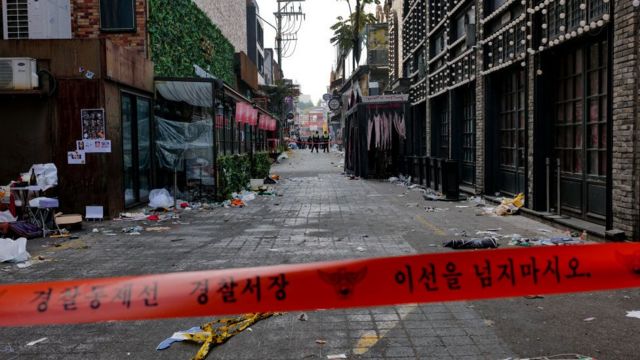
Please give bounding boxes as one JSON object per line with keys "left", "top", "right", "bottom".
{"left": 625, "top": 310, "right": 640, "bottom": 319}
{"left": 122, "top": 226, "right": 144, "bottom": 235}
{"left": 389, "top": 175, "right": 412, "bottom": 186}
{"left": 508, "top": 237, "right": 584, "bottom": 247}
{"left": 148, "top": 189, "right": 174, "bottom": 209}
{"left": 495, "top": 193, "right": 525, "bottom": 216}
{"left": 92, "top": 228, "right": 100, "bottom": 233}
{"left": 524, "top": 295, "right": 545, "bottom": 300}
{"left": 443, "top": 238, "right": 499, "bottom": 249}
{"left": 146, "top": 227, "right": 171, "bottom": 232}
{"left": 583, "top": 317, "right": 596, "bottom": 322}
{"left": 424, "top": 206, "right": 447, "bottom": 213}
{"left": 468, "top": 196, "right": 487, "bottom": 207}
{"left": 26, "top": 338, "right": 48, "bottom": 346}
{"left": 356, "top": 247, "right": 366, "bottom": 252}
{"left": 0, "top": 237, "right": 30, "bottom": 264}
{"left": 483, "top": 319, "right": 495, "bottom": 327}
{"left": 423, "top": 188, "right": 445, "bottom": 201}
{"left": 327, "top": 354, "right": 347, "bottom": 360}
{"left": 299, "top": 313, "right": 308, "bottom": 321}
{"left": 157, "top": 313, "right": 277, "bottom": 360}
{"left": 315, "top": 340, "right": 327, "bottom": 345}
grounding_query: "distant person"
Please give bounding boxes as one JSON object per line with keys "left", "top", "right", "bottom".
{"left": 323, "top": 131, "right": 330, "bottom": 153}
{"left": 312, "top": 131, "right": 320, "bottom": 153}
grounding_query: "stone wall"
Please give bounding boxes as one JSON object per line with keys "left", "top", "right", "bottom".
{"left": 194, "top": 0, "right": 247, "bottom": 54}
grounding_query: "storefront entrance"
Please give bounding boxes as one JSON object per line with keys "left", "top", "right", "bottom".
{"left": 122, "top": 92, "right": 152, "bottom": 207}
{"left": 495, "top": 68, "right": 526, "bottom": 196}
{"left": 551, "top": 39, "right": 609, "bottom": 223}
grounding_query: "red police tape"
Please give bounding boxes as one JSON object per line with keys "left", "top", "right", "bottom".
{"left": 1, "top": 243, "right": 639, "bottom": 327}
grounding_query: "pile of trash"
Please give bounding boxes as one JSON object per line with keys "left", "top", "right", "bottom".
{"left": 494, "top": 193, "right": 525, "bottom": 216}
{"left": 222, "top": 191, "right": 257, "bottom": 208}
{"left": 388, "top": 175, "right": 412, "bottom": 187}
{"left": 423, "top": 188, "right": 445, "bottom": 201}
{"left": 508, "top": 233, "right": 586, "bottom": 247}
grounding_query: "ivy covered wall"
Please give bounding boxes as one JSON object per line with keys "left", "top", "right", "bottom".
{"left": 148, "top": 0, "right": 235, "bottom": 84}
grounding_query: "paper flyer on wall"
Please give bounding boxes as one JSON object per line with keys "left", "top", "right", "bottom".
{"left": 78, "top": 139, "right": 111, "bottom": 153}
{"left": 67, "top": 151, "right": 86, "bottom": 165}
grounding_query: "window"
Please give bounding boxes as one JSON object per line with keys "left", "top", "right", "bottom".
{"left": 100, "top": 0, "right": 136, "bottom": 32}
{"left": 487, "top": 0, "right": 508, "bottom": 13}
{"left": 499, "top": 69, "right": 525, "bottom": 170}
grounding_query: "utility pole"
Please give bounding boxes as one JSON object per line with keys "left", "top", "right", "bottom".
{"left": 275, "top": 0, "right": 306, "bottom": 72}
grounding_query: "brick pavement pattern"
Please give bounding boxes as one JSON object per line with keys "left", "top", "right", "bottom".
{"left": 1, "top": 150, "right": 637, "bottom": 359}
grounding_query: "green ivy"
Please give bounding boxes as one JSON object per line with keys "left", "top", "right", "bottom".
{"left": 149, "top": 0, "right": 235, "bottom": 84}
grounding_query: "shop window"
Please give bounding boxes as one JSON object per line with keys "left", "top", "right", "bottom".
{"left": 554, "top": 40, "right": 608, "bottom": 177}
{"left": 499, "top": 69, "right": 525, "bottom": 170}
{"left": 100, "top": 0, "right": 136, "bottom": 32}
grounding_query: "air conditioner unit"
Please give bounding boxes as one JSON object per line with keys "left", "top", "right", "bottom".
{"left": 0, "top": 58, "right": 39, "bottom": 90}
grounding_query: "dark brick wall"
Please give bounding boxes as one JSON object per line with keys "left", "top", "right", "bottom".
{"left": 611, "top": 2, "right": 639, "bottom": 238}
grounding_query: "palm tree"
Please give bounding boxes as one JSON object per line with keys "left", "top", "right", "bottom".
{"left": 330, "top": 0, "right": 379, "bottom": 73}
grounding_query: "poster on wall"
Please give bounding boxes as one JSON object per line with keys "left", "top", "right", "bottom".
{"left": 67, "top": 151, "right": 86, "bottom": 165}
{"left": 81, "top": 108, "right": 106, "bottom": 140}
{"left": 79, "top": 139, "right": 111, "bottom": 154}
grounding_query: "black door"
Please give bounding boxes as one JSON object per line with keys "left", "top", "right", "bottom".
{"left": 431, "top": 95, "right": 449, "bottom": 159}
{"left": 497, "top": 69, "right": 526, "bottom": 196}
{"left": 552, "top": 39, "right": 608, "bottom": 224}
{"left": 122, "top": 93, "right": 152, "bottom": 207}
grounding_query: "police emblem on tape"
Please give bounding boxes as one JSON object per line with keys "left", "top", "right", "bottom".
{"left": 318, "top": 267, "right": 368, "bottom": 299}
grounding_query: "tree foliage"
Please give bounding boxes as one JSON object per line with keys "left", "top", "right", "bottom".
{"left": 330, "top": 0, "right": 380, "bottom": 60}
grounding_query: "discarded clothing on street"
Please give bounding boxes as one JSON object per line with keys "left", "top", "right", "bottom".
{"left": 9, "top": 221, "right": 42, "bottom": 239}
{"left": 156, "top": 313, "right": 277, "bottom": 360}
{"left": 443, "top": 237, "right": 499, "bottom": 249}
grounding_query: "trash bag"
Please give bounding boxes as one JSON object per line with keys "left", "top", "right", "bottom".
{"left": 149, "top": 189, "right": 174, "bottom": 209}
{"left": 443, "top": 237, "right": 499, "bottom": 249}
{"left": 0, "top": 237, "right": 30, "bottom": 263}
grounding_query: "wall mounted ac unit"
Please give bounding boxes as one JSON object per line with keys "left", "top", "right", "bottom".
{"left": 0, "top": 58, "right": 39, "bottom": 90}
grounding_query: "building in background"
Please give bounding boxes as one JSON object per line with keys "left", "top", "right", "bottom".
{"left": 397, "top": 0, "right": 640, "bottom": 239}
{"left": 194, "top": 0, "right": 248, "bottom": 53}
{"left": 246, "top": 0, "right": 266, "bottom": 85}
{"left": 0, "top": 0, "right": 154, "bottom": 216}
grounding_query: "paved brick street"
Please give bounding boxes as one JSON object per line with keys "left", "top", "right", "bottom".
{"left": 1, "top": 150, "right": 638, "bottom": 360}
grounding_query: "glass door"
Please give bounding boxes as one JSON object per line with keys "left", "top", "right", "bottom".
{"left": 122, "top": 92, "right": 152, "bottom": 207}
{"left": 497, "top": 68, "right": 526, "bottom": 196}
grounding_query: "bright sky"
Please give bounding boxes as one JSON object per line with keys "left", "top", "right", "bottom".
{"left": 257, "top": 0, "right": 363, "bottom": 104}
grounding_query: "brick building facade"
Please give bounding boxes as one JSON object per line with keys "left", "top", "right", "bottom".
{"left": 71, "top": 0, "right": 147, "bottom": 53}
{"left": 0, "top": 0, "right": 154, "bottom": 217}
{"left": 194, "top": 0, "right": 248, "bottom": 53}
{"left": 396, "top": 0, "right": 640, "bottom": 239}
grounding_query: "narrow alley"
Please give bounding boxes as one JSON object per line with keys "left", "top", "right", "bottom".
{"left": 1, "top": 151, "right": 638, "bottom": 360}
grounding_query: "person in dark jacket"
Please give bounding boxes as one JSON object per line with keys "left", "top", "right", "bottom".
{"left": 312, "top": 131, "right": 320, "bottom": 153}
{"left": 323, "top": 131, "right": 330, "bottom": 153}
